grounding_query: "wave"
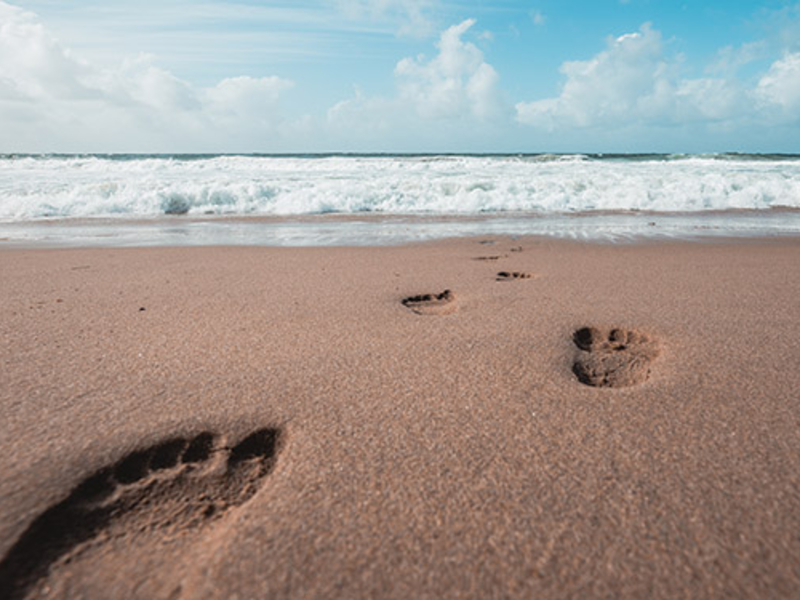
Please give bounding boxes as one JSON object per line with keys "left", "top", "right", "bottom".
{"left": 1, "top": 154, "right": 800, "bottom": 221}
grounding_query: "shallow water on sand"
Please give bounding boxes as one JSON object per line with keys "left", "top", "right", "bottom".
{"left": 1, "top": 210, "right": 799, "bottom": 248}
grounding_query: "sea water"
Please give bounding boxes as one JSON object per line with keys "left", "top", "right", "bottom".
{"left": 1, "top": 153, "right": 799, "bottom": 246}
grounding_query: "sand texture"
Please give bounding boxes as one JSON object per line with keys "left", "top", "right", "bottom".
{"left": 1, "top": 237, "right": 800, "bottom": 599}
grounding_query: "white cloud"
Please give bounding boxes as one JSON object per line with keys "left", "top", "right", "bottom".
{"left": 515, "top": 23, "right": 753, "bottom": 130}
{"left": 0, "top": 2, "right": 95, "bottom": 100}
{"left": 394, "top": 19, "right": 501, "bottom": 119}
{"left": 0, "top": 1, "right": 294, "bottom": 151}
{"left": 531, "top": 10, "right": 546, "bottom": 26}
{"left": 322, "top": 18, "right": 510, "bottom": 151}
{"left": 755, "top": 52, "right": 800, "bottom": 116}
{"left": 517, "top": 24, "right": 667, "bottom": 128}
{"left": 111, "top": 55, "right": 200, "bottom": 112}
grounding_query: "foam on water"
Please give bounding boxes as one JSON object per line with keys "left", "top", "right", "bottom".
{"left": 2, "top": 154, "right": 800, "bottom": 221}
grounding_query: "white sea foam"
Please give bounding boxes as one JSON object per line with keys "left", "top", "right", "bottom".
{"left": 1, "top": 154, "right": 799, "bottom": 221}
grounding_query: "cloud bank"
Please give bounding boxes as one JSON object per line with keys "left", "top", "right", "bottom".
{"left": 0, "top": 2, "right": 294, "bottom": 151}
{"left": 515, "top": 23, "right": 800, "bottom": 134}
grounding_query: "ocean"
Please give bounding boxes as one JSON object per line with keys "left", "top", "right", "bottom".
{"left": 1, "top": 153, "right": 799, "bottom": 246}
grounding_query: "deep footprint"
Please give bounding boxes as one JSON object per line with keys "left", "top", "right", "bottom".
{"left": 401, "top": 289, "right": 458, "bottom": 315}
{"left": 0, "top": 428, "right": 282, "bottom": 600}
{"left": 572, "top": 326, "right": 659, "bottom": 387}
{"left": 496, "top": 271, "right": 533, "bottom": 281}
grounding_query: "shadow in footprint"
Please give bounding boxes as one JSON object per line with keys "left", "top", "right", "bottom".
{"left": 0, "top": 428, "right": 282, "bottom": 600}
{"left": 571, "top": 326, "right": 659, "bottom": 388}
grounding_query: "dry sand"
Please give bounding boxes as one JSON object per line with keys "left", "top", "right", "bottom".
{"left": 1, "top": 236, "right": 799, "bottom": 599}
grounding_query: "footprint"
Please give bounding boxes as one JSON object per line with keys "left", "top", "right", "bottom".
{"left": 496, "top": 271, "right": 533, "bottom": 281}
{"left": 0, "top": 428, "right": 282, "bottom": 600}
{"left": 571, "top": 327, "right": 660, "bottom": 388}
{"left": 401, "top": 290, "right": 457, "bottom": 315}
{"left": 473, "top": 255, "right": 507, "bottom": 261}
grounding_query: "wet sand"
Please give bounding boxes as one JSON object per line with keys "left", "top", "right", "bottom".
{"left": 1, "top": 237, "right": 799, "bottom": 599}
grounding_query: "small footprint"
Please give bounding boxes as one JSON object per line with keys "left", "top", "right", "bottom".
{"left": 473, "top": 255, "right": 507, "bottom": 261}
{"left": 496, "top": 271, "right": 533, "bottom": 281}
{"left": 401, "top": 290, "right": 457, "bottom": 315}
{"left": 0, "top": 428, "right": 282, "bottom": 600}
{"left": 571, "top": 327, "right": 660, "bottom": 388}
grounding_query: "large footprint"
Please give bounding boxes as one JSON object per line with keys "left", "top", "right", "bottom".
{"left": 0, "top": 428, "right": 282, "bottom": 600}
{"left": 572, "top": 326, "right": 660, "bottom": 387}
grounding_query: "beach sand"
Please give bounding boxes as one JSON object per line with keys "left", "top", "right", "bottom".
{"left": 1, "top": 237, "right": 799, "bottom": 599}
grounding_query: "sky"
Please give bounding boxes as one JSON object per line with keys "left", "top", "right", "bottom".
{"left": 1, "top": 0, "right": 800, "bottom": 153}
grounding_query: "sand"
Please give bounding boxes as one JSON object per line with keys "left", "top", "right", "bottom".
{"left": 1, "top": 236, "right": 799, "bottom": 599}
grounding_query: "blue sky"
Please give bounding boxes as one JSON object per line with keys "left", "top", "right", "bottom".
{"left": 2, "top": 0, "right": 800, "bottom": 152}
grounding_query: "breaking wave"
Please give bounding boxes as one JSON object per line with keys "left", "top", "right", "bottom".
{"left": 1, "top": 154, "right": 799, "bottom": 221}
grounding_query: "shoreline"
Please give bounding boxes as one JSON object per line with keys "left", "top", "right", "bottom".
{"left": 2, "top": 210, "right": 800, "bottom": 249}
{"left": 2, "top": 237, "right": 799, "bottom": 598}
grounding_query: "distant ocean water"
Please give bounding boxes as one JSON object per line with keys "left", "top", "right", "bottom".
{"left": 1, "top": 153, "right": 799, "bottom": 246}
